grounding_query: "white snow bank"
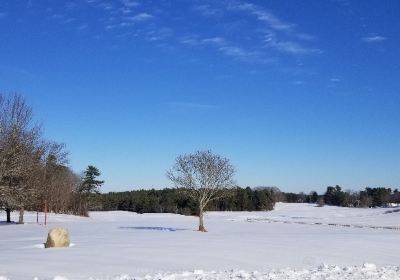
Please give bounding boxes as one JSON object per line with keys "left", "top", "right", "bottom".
{"left": 132, "top": 265, "right": 400, "bottom": 280}
{"left": 2, "top": 264, "right": 399, "bottom": 280}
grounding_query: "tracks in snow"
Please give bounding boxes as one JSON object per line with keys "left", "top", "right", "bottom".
{"left": 246, "top": 217, "right": 400, "bottom": 231}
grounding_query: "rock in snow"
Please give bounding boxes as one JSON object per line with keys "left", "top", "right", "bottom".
{"left": 45, "top": 228, "right": 70, "bottom": 248}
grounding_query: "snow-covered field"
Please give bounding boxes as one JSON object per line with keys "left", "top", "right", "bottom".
{"left": 0, "top": 203, "right": 399, "bottom": 280}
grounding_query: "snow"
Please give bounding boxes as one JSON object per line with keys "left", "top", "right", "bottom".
{"left": 0, "top": 203, "right": 399, "bottom": 279}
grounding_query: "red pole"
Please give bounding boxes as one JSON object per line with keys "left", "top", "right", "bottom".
{"left": 44, "top": 201, "right": 48, "bottom": 226}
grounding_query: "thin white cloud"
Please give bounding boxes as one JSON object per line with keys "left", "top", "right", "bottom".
{"left": 202, "top": 37, "right": 226, "bottom": 45}
{"left": 291, "top": 80, "right": 305, "bottom": 85}
{"left": 120, "top": 8, "right": 133, "bottom": 14}
{"left": 296, "top": 33, "right": 316, "bottom": 41}
{"left": 327, "top": 77, "right": 341, "bottom": 88}
{"left": 106, "top": 24, "right": 117, "bottom": 30}
{"left": 77, "top": 24, "right": 88, "bottom": 30}
{"left": 362, "top": 36, "right": 386, "bottom": 43}
{"left": 180, "top": 36, "right": 201, "bottom": 46}
{"left": 63, "top": 17, "right": 76, "bottom": 24}
{"left": 225, "top": 1, "right": 319, "bottom": 56}
{"left": 97, "top": 2, "right": 114, "bottom": 11}
{"left": 193, "top": 4, "right": 222, "bottom": 17}
{"left": 146, "top": 28, "right": 173, "bottom": 42}
{"left": 218, "top": 45, "right": 265, "bottom": 63}
{"left": 21, "top": 0, "right": 319, "bottom": 65}
{"left": 122, "top": 0, "right": 139, "bottom": 8}
{"left": 127, "top": 13, "right": 154, "bottom": 21}
{"left": 228, "top": 2, "right": 294, "bottom": 31}
{"left": 264, "top": 32, "right": 320, "bottom": 55}
{"left": 180, "top": 35, "right": 269, "bottom": 63}
{"left": 180, "top": 36, "right": 225, "bottom": 47}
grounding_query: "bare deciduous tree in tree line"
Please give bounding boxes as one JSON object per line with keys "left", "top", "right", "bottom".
{"left": 167, "top": 150, "right": 235, "bottom": 232}
{"left": 38, "top": 142, "right": 79, "bottom": 214}
{"left": 0, "top": 94, "right": 42, "bottom": 223}
{"left": 0, "top": 93, "right": 79, "bottom": 223}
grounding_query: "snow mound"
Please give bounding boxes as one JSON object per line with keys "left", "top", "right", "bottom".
{"left": 4, "top": 265, "right": 398, "bottom": 280}
{"left": 363, "top": 263, "right": 377, "bottom": 271}
{"left": 53, "top": 277, "right": 69, "bottom": 280}
{"left": 132, "top": 266, "right": 400, "bottom": 280}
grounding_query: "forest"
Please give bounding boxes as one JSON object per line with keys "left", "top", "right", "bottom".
{"left": 91, "top": 187, "right": 276, "bottom": 215}
{"left": 90, "top": 185, "right": 400, "bottom": 216}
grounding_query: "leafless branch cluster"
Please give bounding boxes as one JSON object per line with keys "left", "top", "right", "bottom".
{"left": 0, "top": 94, "right": 79, "bottom": 223}
{"left": 167, "top": 150, "right": 235, "bottom": 231}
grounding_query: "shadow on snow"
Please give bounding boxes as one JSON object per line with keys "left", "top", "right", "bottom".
{"left": 119, "top": 226, "right": 188, "bottom": 232}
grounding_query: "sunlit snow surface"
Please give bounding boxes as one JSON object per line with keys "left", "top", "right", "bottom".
{"left": 0, "top": 203, "right": 399, "bottom": 279}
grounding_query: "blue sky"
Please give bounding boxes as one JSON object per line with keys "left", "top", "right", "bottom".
{"left": 1, "top": 0, "right": 399, "bottom": 193}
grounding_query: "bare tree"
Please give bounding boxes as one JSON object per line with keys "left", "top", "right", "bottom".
{"left": 0, "top": 94, "right": 43, "bottom": 223}
{"left": 0, "top": 94, "right": 80, "bottom": 222}
{"left": 167, "top": 150, "right": 235, "bottom": 232}
{"left": 36, "top": 142, "right": 77, "bottom": 214}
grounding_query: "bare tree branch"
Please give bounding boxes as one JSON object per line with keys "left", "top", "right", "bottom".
{"left": 167, "top": 150, "right": 235, "bottom": 232}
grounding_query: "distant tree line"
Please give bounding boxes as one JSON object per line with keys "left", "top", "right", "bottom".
{"left": 323, "top": 185, "right": 399, "bottom": 207}
{"left": 90, "top": 186, "right": 276, "bottom": 215}
{"left": 276, "top": 185, "right": 400, "bottom": 208}
{"left": 0, "top": 94, "right": 103, "bottom": 222}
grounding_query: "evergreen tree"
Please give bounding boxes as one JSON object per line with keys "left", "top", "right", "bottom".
{"left": 76, "top": 165, "right": 104, "bottom": 216}
{"left": 79, "top": 165, "right": 104, "bottom": 195}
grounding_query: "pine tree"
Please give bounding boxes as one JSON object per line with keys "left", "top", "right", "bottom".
{"left": 76, "top": 165, "right": 104, "bottom": 216}
{"left": 79, "top": 165, "right": 104, "bottom": 195}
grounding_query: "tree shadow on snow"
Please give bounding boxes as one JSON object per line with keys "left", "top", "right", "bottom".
{"left": 119, "top": 226, "right": 188, "bottom": 232}
{"left": 0, "top": 221, "right": 17, "bottom": 225}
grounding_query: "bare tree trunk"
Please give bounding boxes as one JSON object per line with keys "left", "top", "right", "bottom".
{"left": 6, "top": 208, "right": 11, "bottom": 223}
{"left": 198, "top": 206, "right": 207, "bottom": 232}
{"left": 18, "top": 207, "right": 24, "bottom": 224}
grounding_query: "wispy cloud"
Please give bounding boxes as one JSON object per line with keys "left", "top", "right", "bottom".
{"left": 77, "top": 23, "right": 88, "bottom": 31}
{"left": 180, "top": 36, "right": 200, "bottom": 46}
{"left": 23, "top": 0, "right": 319, "bottom": 66}
{"left": 362, "top": 36, "right": 386, "bottom": 43}
{"left": 145, "top": 27, "right": 173, "bottom": 42}
{"left": 264, "top": 32, "right": 320, "bottom": 55}
{"left": 180, "top": 35, "right": 270, "bottom": 63}
{"left": 227, "top": 1, "right": 294, "bottom": 31}
{"left": 193, "top": 4, "right": 223, "bottom": 17}
{"left": 122, "top": 0, "right": 139, "bottom": 8}
{"left": 225, "top": 1, "right": 319, "bottom": 56}
{"left": 127, "top": 13, "right": 154, "bottom": 21}
{"left": 290, "top": 80, "right": 305, "bottom": 85}
{"left": 218, "top": 45, "right": 267, "bottom": 63}
{"left": 327, "top": 77, "right": 341, "bottom": 88}
{"left": 63, "top": 17, "right": 76, "bottom": 24}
